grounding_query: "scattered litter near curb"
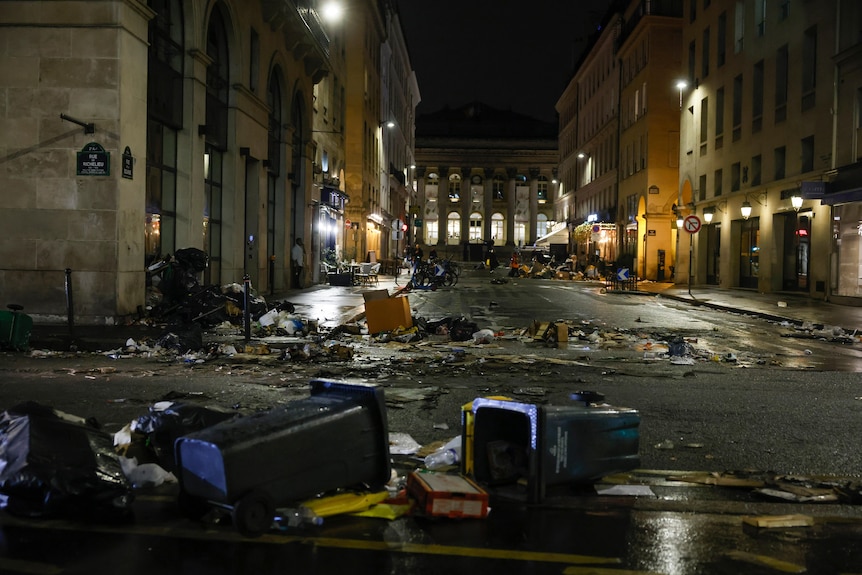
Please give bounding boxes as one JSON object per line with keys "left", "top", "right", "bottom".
{"left": 119, "top": 457, "right": 177, "bottom": 489}
{"left": 676, "top": 473, "right": 764, "bottom": 488}
{"left": 741, "top": 514, "right": 813, "bottom": 529}
{"left": 389, "top": 432, "right": 421, "bottom": 455}
{"left": 654, "top": 440, "right": 674, "bottom": 450}
{"left": 777, "top": 301, "right": 787, "bottom": 308}
{"left": 472, "top": 329, "right": 496, "bottom": 344}
{"left": 0, "top": 402, "right": 133, "bottom": 519}
{"left": 595, "top": 484, "right": 655, "bottom": 497}
{"left": 670, "top": 356, "right": 695, "bottom": 365}
{"left": 754, "top": 487, "right": 838, "bottom": 503}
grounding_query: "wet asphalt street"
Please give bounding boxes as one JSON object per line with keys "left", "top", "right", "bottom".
{"left": 3, "top": 269, "right": 862, "bottom": 573}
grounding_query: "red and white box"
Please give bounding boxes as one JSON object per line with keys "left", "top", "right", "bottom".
{"left": 407, "top": 471, "right": 489, "bottom": 519}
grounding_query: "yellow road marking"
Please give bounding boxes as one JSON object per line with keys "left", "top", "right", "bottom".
{"left": 288, "top": 536, "right": 621, "bottom": 565}
{"left": 0, "top": 515, "right": 620, "bottom": 566}
{"left": 725, "top": 550, "right": 807, "bottom": 573}
{"left": 563, "top": 567, "right": 665, "bottom": 575}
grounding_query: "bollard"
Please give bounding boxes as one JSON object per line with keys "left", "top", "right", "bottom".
{"left": 64, "top": 268, "right": 77, "bottom": 351}
{"left": 243, "top": 274, "right": 251, "bottom": 342}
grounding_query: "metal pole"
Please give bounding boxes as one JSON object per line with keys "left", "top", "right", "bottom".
{"left": 64, "top": 268, "right": 77, "bottom": 351}
{"left": 688, "top": 234, "right": 694, "bottom": 298}
{"left": 243, "top": 274, "right": 251, "bottom": 342}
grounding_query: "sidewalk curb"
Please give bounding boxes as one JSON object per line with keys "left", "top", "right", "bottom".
{"left": 608, "top": 288, "right": 849, "bottom": 333}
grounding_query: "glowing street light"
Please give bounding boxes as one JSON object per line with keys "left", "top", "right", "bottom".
{"left": 791, "top": 194, "right": 803, "bottom": 212}
{"left": 675, "top": 80, "right": 688, "bottom": 108}
{"left": 320, "top": 1, "right": 344, "bottom": 22}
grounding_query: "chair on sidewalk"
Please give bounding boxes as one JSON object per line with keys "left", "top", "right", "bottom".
{"left": 356, "top": 263, "right": 373, "bottom": 285}
{"left": 368, "top": 262, "right": 380, "bottom": 285}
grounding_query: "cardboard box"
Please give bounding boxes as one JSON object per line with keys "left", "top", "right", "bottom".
{"left": 365, "top": 294, "right": 412, "bottom": 334}
{"left": 362, "top": 289, "right": 390, "bottom": 302}
{"left": 407, "top": 471, "right": 489, "bottom": 519}
{"left": 527, "top": 320, "right": 568, "bottom": 342}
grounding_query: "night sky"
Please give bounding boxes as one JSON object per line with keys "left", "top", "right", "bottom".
{"left": 396, "top": 0, "right": 615, "bottom": 123}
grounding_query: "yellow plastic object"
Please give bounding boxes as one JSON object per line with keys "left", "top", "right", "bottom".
{"left": 300, "top": 490, "right": 390, "bottom": 518}
{"left": 351, "top": 501, "right": 414, "bottom": 520}
{"left": 461, "top": 396, "right": 513, "bottom": 475}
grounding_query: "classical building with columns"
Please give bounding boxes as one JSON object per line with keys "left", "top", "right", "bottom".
{"left": 413, "top": 103, "right": 561, "bottom": 261}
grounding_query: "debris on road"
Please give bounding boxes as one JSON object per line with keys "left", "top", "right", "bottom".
{"left": 0, "top": 402, "right": 133, "bottom": 520}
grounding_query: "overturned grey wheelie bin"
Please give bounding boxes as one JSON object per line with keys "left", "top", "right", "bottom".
{"left": 465, "top": 391, "right": 640, "bottom": 502}
{"left": 174, "top": 380, "right": 391, "bottom": 536}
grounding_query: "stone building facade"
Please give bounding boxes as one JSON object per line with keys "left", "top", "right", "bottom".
{"left": 0, "top": 0, "right": 417, "bottom": 323}
{"left": 413, "top": 103, "right": 560, "bottom": 262}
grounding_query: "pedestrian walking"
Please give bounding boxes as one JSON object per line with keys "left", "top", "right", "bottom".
{"left": 291, "top": 237, "right": 305, "bottom": 289}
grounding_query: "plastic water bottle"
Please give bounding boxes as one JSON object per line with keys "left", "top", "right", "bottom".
{"left": 275, "top": 506, "right": 323, "bottom": 529}
{"left": 424, "top": 436, "right": 462, "bottom": 470}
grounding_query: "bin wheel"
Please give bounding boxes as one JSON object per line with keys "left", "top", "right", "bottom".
{"left": 177, "top": 490, "right": 210, "bottom": 521}
{"left": 232, "top": 490, "right": 274, "bottom": 537}
{"left": 570, "top": 391, "right": 605, "bottom": 405}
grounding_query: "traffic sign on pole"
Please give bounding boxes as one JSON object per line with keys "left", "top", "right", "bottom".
{"left": 683, "top": 214, "right": 702, "bottom": 234}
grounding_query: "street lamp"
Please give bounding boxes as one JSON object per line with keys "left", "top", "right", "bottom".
{"left": 703, "top": 207, "right": 714, "bottom": 224}
{"left": 675, "top": 80, "right": 688, "bottom": 109}
{"left": 741, "top": 192, "right": 765, "bottom": 220}
{"left": 320, "top": 1, "right": 344, "bottom": 22}
{"left": 791, "top": 194, "right": 803, "bottom": 212}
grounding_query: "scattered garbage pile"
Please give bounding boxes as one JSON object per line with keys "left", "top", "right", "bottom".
{"left": 0, "top": 381, "right": 644, "bottom": 537}
{"left": 4, "top": 380, "right": 862, "bottom": 540}
{"left": 146, "top": 248, "right": 272, "bottom": 328}
{"left": 0, "top": 402, "right": 133, "bottom": 520}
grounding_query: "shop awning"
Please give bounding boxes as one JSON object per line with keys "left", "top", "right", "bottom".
{"left": 820, "top": 187, "right": 862, "bottom": 205}
{"left": 535, "top": 226, "right": 570, "bottom": 245}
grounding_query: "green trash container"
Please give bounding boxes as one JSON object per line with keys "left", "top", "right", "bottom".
{"left": 466, "top": 392, "right": 640, "bottom": 502}
{"left": 0, "top": 305, "right": 32, "bottom": 351}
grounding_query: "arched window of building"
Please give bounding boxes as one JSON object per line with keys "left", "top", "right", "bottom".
{"left": 469, "top": 212, "right": 482, "bottom": 241}
{"left": 266, "top": 68, "right": 284, "bottom": 291}
{"left": 447, "top": 211, "right": 461, "bottom": 244}
{"left": 426, "top": 172, "right": 439, "bottom": 202}
{"left": 425, "top": 220, "right": 439, "bottom": 245}
{"left": 493, "top": 174, "right": 506, "bottom": 200}
{"left": 145, "top": 0, "right": 183, "bottom": 266}
{"left": 203, "top": 4, "right": 230, "bottom": 284}
{"left": 515, "top": 223, "right": 526, "bottom": 246}
{"left": 491, "top": 212, "right": 504, "bottom": 244}
{"left": 538, "top": 176, "right": 549, "bottom": 203}
{"left": 448, "top": 174, "right": 461, "bottom": 202}
{"left": 537, "top": 213, "right": 549, "bottom": 238}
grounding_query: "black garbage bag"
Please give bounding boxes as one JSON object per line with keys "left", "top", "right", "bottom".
{"left": 157, "top": 323, "right": 204, "bottom": 353}
{"left": 132, "top": 402, "right": 237, "bottom": 472}
{"left": 173, "top": 247, "right": 208, "bottom": 272}
{"left": 450, "top": 318, "right": 479, "bottom": 342}
{"left": 0, "top": 402, "right": 133, "bottom": 520}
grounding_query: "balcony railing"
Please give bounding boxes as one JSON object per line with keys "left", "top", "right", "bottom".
{"left": 261, "top": 0, "right": 331, "bottom": 82}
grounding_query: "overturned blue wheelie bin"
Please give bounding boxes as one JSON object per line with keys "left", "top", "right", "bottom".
{"left": 465, "top": 391, "right": 640, "bottom": 502}
{"left": 175, "top": 380, "right": 391, "bottom": 536}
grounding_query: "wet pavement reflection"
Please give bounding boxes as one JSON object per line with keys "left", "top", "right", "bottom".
{"left": 3, "top": 475, "right": 862, "bottom": 574}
